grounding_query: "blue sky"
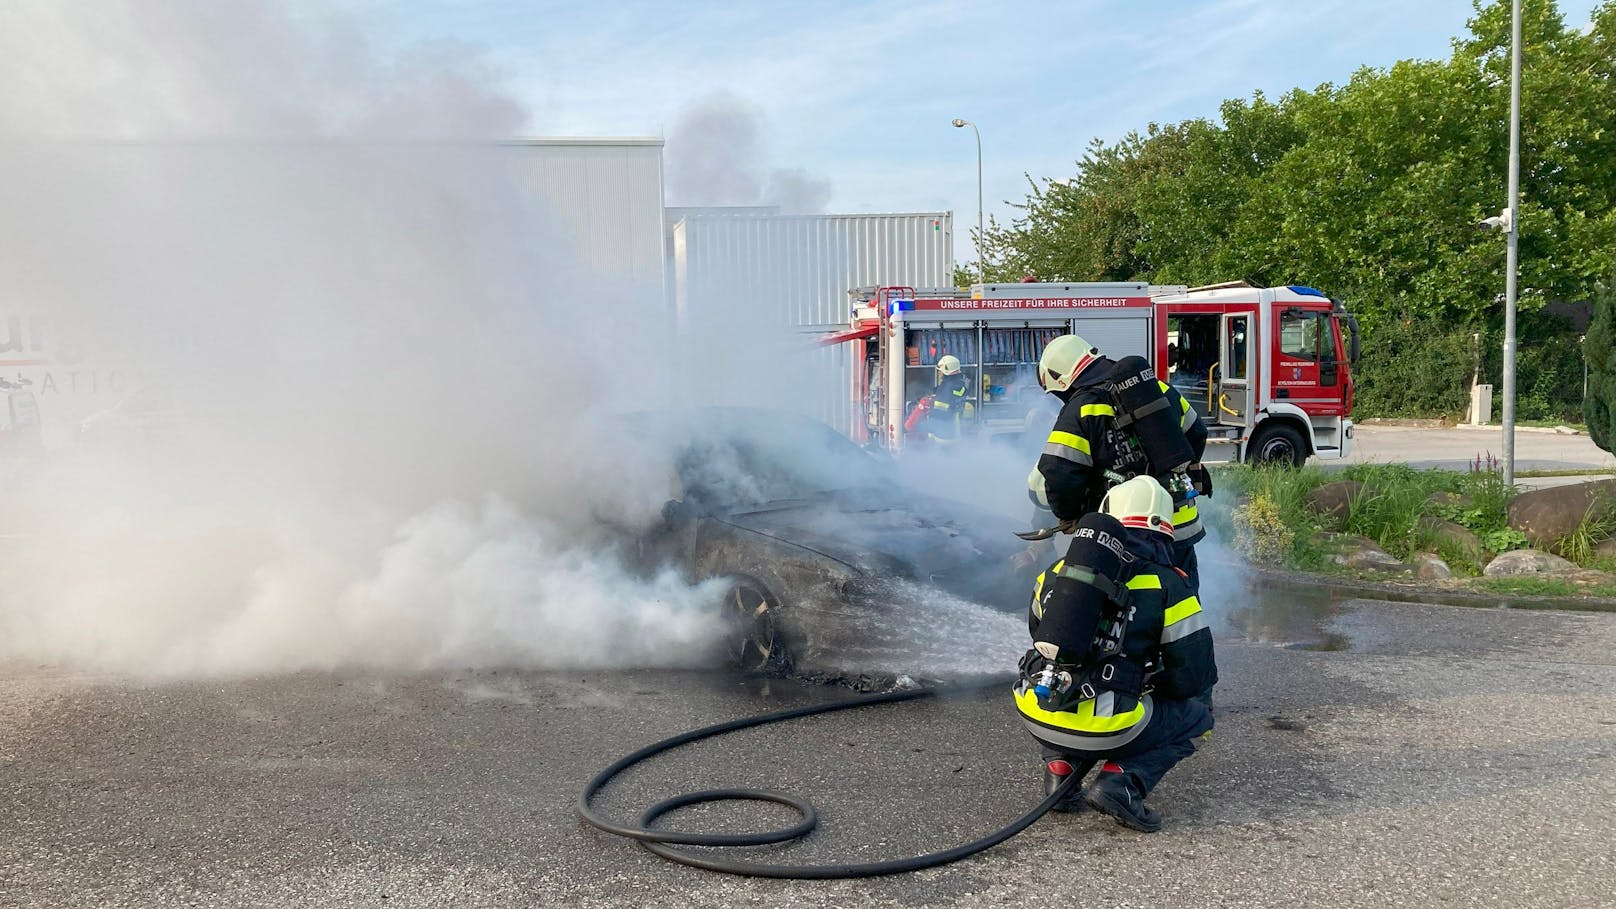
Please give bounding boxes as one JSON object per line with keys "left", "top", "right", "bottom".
{"left": 328, "top": 0, "right": 1601, "bottom": 262}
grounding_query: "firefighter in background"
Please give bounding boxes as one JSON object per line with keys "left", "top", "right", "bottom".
{"left": 1014, "top": 476, "right": 1217, "bottom": 831}
{"left": 1028, "top": 333, "right": 1210, "bottom": 582}
{"left": 924, "top": 354, "right": 971, "bottom": 444}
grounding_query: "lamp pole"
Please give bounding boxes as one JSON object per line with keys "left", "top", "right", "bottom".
{"left": 1502, "top": 0, "right": 1522, "bottom": 486}
{"left": 952, "top": 118, "right": 984, "bottom": 284}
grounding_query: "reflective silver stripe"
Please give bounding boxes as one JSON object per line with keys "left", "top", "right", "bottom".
{"left": 1161, "top": 611, "right": 1209, "bottom": 643}
{"left": 1018, "top": 695, "right": 1154, "bottom": 752}
{"left": 1093, "top": 691, "right": 1116, "bottom": 717}
{"left": 1182, "top": 406, "right": 1200, "bottom": 430}
{"left": 1042, "top": 441, "right": 1093, "bottom": 465}
{"left": 1173, "top": 517, "right": 1203, "bottom": 542}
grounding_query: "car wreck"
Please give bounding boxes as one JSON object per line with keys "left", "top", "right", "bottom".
{"left": 624, "top": 408, "right": 1037, "bottom": 673}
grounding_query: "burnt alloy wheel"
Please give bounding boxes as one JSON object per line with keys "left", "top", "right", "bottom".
{"left": 724, "top": 582, "right": 790, "bottom": 674}
{"left": 1247, "top": 423, "right": 1308, "bottom": 467}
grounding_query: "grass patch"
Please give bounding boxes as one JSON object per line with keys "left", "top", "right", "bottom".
{"left": 1472, "top": 577, "right": 1616, "bottom": 599}
{"left": 1515, "top": 468, "right": 1615, "bottom": 478}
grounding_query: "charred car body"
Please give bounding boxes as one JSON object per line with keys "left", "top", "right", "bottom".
{"left": 626, "top": 408, "right": 1035, "bottom": 672}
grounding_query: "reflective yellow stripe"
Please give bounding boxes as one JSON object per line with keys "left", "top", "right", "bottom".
{"left": 1014, "top": 687, "right": 1145, "bottom": 734}
{"left": 1165, "top": 595, "right": 1202, "bottom": 626}
{"left": 1031, "top": 559, "right": 1065, "bottom": 617}
{"left": 1125, "top": 574, "right": 1162, "bottom": 590}
{"left": 1047, "top": 430, "right": 1090, "bottom": 454}
{"left": 1079, "top": 403, "right": 1116, "bottom": 418}
{"left": 1173, "top": 502, "right": 1198, "bottom": 523}
{"left": 932, "top": 400, "right": 950, "bottom": 410}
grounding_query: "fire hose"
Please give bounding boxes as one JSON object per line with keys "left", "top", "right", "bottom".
{"left": 576, "top": 679, "right": 1080, "bottom": 879}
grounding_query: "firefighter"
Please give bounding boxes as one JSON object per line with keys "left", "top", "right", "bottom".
{"left": 924, "top": 354, "right": 971, "bottom": 444}
{"left": 1029, "top": 333, "right": 1211, "bottom": 583}
{"left": 1013, "top": 476, "right": 1217, "bottom": 831}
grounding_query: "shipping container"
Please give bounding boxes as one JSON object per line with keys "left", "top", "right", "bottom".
{"left": 502, "top": 138, "right": 666, "bottom": 295}
{"left": 667, "top": 211, "right": 954, "bottom": 433}
{"left": 669, "top": 211, "right": 953, "bottom": 331}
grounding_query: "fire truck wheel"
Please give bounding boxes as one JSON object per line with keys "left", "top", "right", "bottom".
{"left": 1247, "top": 422, "right": 1308, "bottom": 467}
{"left": 722, "top": 581, "right": 791, "bottom": 674}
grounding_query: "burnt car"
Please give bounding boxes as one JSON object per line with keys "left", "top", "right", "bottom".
{"left": 628, "top": 408, "right": 1036, "bottom": 673}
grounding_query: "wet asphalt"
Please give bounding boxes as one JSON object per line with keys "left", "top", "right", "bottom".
{"left": 3, "top": 595, "right": 1615, "bottom": 909}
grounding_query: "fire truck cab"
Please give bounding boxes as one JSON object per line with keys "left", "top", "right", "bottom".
{"left": 826, "top": 281, "right": 1358, "bottom": 466}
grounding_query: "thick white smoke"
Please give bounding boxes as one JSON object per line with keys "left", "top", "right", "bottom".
{"left": 664, "top": 92, "right": 832, "bottom": 213}
{"left": 0, "top": 0, "right": 734, "bottom": 676}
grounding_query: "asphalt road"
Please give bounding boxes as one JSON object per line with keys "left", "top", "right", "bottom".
{"left": 1344, "top": 424, "right": 1616, "bottom": 473}
{"left": 3, "top": 591, "right": 1614, "bottom": 908}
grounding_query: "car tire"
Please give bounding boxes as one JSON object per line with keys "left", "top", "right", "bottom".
{"left": 723, "top": 581, "right": 791, "bottom": 674}
{"left": 1246, "top": 422, "right": 1308, "bottom": 467}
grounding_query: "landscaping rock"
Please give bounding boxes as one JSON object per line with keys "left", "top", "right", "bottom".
{"left": 1426, "top": 490, "right": 1470, "bottom": 509}
{"left": 1413, "top": 552, "right": 1452, "bottom": 580}
{"left": 1482, "top": 548, "right": 1578, "bottom": 577}
{"left": 1506, "top": 479, "right": 1616, "bottom": 553}
{"left": 1415, "top": 516, "right": 1486, "bottom": 564}
{"left": 1306, "top": 481, "right": 1363, "bottom": 524}
{"left": 1595, "top": 537, "right": 1616, "bottom": 566}
{"left": 1318, "top": 532, "right": 1403, "bottom": 572}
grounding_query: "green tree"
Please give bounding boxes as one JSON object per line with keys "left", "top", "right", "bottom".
{"left": 1586, "top": 282, "right": 1616, "bottom": 451}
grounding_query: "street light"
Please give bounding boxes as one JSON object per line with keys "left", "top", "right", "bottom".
{"left": 1479, "top": 0, "right": 1522, "bottom": 485}
{"left": 952, "top": 118, "right": 984, "bottom": 285}
{"left": 1503, "top": 0, "right": 1522, "bottom": 486}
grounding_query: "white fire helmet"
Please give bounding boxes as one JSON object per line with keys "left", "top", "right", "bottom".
{"left": 1026, "top": 467, "right": 1050, "bottom": 509}
{"left": 1037, "top": 334, "right": 1100, "bottom": 393}
{"left": 1100, "top": 476, "right": 1175, "bottom": 538}
{"left": 936, "top": 354, "right": 962, "bottom": 380}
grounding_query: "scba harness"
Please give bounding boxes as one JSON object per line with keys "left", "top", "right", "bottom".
{"left": 1023, "top": 512, "right": 1148, "bottom": 713}
{"left": 1101, "top": 355, "right": 1198, "bottom": 501}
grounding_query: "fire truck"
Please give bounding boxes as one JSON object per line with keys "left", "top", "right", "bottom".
{"left": 819, "top": 281, "right": 1360, "bottom": 466}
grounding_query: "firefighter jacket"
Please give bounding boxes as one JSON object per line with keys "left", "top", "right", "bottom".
{"left": 1013, "top": 538, "right": 1217, "bottom": 751}
{"left": 925, "top": 373, "right": 971, "bottom": 440}
{"left": 1036, "top": 359, "right": 1208, "bottom": 547}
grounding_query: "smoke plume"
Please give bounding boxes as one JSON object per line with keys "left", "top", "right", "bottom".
{"left": 664, "top": 92, "right": 832, "bottom": 213}
{"left": 0, "top": 0, "right": 731, "bottom": 676}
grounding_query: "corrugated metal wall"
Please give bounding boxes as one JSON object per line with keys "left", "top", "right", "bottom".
{"left": 671, "top": 212, "right": 954, "bottom": 331}
{"left": 669, "top": 211, "right": 953, "bottom": 435}
{"left": 502, "top": 139, "right": 666, "bottom": 295}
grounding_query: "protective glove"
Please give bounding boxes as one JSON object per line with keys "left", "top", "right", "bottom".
{"left": 1187, "top": 463, "right": 1213, "bottom": 498}
{"left": 1010, "top": 538, "right": 1053, "bottom": 571}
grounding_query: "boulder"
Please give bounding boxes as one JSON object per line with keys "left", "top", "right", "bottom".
{"left": 1306, "top": 481, "right": 1364, "bottom": 525}
{"left": 1426, "top": 490, "right": 1468, "bottom": 509}
{"left": 1506, "top": 479, "right": 1616, "bottom": 553}
{"left": 1595, "top": 537, "right": 1616, "bottom": 567}
{"left": 1413, "top": 552, "right": 1452, "bottom": 580}
{"left": 1415, "top": 516, "right": 1486, "bottom": 564}
{"left": 1482, "top": 548, "right": 1578, "bottom": 577}
{"left": 1319, "top": 532, "right": 1403, "bottom": 572}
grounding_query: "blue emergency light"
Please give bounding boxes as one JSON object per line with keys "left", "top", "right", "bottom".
{"left": 887, "top": 299, "right": 916, "bottom": 315}
{"left": 1286, "top": 285, "right": 1327, "bottom": 297}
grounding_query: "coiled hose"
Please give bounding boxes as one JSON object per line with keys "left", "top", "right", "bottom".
{"left": 576, "top": 680, "right": 1079, "bottom": 879}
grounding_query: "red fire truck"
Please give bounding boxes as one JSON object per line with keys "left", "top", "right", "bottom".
{"left": 820, "top": 281, "right": 1359, "bottom": 466}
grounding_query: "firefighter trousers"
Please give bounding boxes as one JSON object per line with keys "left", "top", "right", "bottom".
{"left": 1037, "top": 692, "right": 1213, "bottom": 797}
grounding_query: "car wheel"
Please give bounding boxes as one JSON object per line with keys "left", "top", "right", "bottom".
{"left": 1247, "top": 423, "right": 1308, "bottom": 467}
{"left": 724, "top": 582, "right": 791, "bottom": 674}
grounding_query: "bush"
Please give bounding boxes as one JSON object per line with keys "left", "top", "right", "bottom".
{"left": 1352, "top": 317, "right": 1479, "bottom": 419}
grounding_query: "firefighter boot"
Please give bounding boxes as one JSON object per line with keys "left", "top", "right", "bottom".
{"left": 1084, "top": 765, "right": 1162, "bottom": 832}
{"left": 1042, "top": 758, "right": 1090, "bottom": 813}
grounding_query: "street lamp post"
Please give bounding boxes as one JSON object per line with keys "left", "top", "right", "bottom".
{"left": 952, "top": 118, "right": 984, "bottom": 284}
{"left": 1502, "top": 0, "right": 1522, "bottom": 486}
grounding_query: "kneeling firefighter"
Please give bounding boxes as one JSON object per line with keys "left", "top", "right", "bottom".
{"left": 1013, "top": 476, "right": 1217, "bottom": 831}
{"left": 1029, "top": 334, "right": 1211, "bottom": 583}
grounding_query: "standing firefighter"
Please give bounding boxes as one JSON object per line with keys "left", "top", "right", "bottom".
{"left": 924, "top": 354, "right": 971, "bottom": 444}
{"left": 1013, "top": 476, "right": 1217, "bottom": 831}
{"left": 1029, "top": 334, "right": 1211, "bottom": 582}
